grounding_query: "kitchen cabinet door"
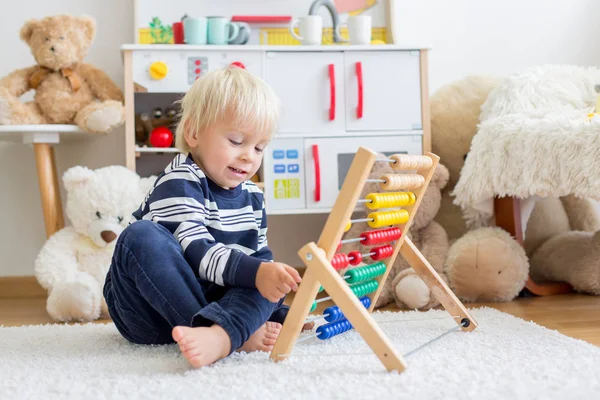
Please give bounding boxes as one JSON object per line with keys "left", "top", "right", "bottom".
{"left": 265, "top": 52, "right": 346, "bottom": 135}
{"left": 344, "top": 51, "right": 422, "bottom": 132}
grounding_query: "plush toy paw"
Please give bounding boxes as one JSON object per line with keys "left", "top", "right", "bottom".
{"left": 0, "top": 97, "right": 46, "bottom": 125}
{"left": 46, "top": 274, "right": 102, "bottom": 322}
{"left": 392, "top": 268, "right": 440, "bottom": 310}
{"left": 444, "top": 227, "right": 529, "bottom": 302}
{"left": 75, "top": 100, "right": 124, "bottom": 133}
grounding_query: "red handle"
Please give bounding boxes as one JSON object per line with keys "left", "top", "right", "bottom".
{"left": 312, "top": 144, "right": 321, "bottom": 202}
{"left": 328, "top": 63, "right": 335, "bottom": 121}
{"left": 356, "top": 61, "right": 363, "bottom": 119}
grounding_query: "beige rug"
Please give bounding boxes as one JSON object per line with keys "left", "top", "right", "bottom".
{"left": 1, "top": 307, "right": 599, "bottom": 399}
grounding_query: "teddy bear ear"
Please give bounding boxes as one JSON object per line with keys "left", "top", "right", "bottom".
{"left": 77, "top": 15, "right": 96, "bottom": 42}
{"left": 20, "top": 19, "right": 39, "bottom": 44}
{"left": 432, "top": 163, "right": 450, "bottom": 190}
{"left": 63, "top": 166, "right": 94, "bottom": 192}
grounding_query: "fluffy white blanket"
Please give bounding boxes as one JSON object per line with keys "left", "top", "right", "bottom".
{"left": 452, "top": 65, "right": 600, "bottom": 228}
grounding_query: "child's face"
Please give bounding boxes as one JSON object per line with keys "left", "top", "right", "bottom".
{"left": 186, "top": 119, "right": 270, "bottom": 189}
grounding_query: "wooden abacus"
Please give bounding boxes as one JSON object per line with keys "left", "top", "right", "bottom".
{"left": 269, "top": 146, "right": 478, "bottom": 372}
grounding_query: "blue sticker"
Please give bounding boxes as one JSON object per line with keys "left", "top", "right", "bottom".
{"left": 273, "top": 150, "right": 285, "bottom": 159}
{"left": 274, "top": 164, "right": 286, "bottom": 173}
{"left": 287, "top": 164, "right": 299, "bottom": 173}
{"left": 286, "top": 149, "right": 299, "bottom": 159}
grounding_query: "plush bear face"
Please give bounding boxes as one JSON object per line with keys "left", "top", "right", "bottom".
{"left": 20, "top": 15, "right": 95, "bottom": 71}
{"left": 62, "top": 166, "right": 154, "bottom": 248}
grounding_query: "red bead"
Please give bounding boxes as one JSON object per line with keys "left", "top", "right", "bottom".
{"left": 348, "top": 251, "right": 362, "bottom": 266}
{"left": 337, "top": 242, "right": 342, "bottom": 252}
{"left": 331, "top": 253, "right": 349, "bottom": 270}
{"left": 371, "top": 245, "right": 394, "bottom": 261}
{"left": 360, "top": 228, "right": 401, "bottom": 246}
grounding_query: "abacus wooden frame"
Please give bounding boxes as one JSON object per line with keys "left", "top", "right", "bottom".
{"left": 269, "top": 146, "right": 478, "bottom": 372}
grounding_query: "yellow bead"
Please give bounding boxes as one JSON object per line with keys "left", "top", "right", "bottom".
{"left": 345, "top": 222, "right": 351, "bottom": 232}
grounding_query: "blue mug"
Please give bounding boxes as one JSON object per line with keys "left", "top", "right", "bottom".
{"left": 207, "top": 16, "right": 240, "bottom": 45}
{"left": 184, "top": 17, "right": 207, "bottom": 44}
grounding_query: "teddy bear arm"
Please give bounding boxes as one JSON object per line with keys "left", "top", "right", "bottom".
{"left": 78, "top": 64, "right": 124, "bottom": 103}
{"left": 560, "top": 195, "right": 600, "bottom": 232}
{"left": 416, "top": 222, "right": 450, "bottom": 274}
{"left": 34, "top": 228, "right": 82, "bottom": 291}
{"left": 0, "top": 66, "right": 38, "bottom": 98}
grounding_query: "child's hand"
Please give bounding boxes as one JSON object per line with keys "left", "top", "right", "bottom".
{"left": 256, "top": 262, "right": 302, "bottom": 302}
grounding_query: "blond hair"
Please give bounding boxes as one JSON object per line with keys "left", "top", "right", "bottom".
{"left": 175, "top": 66, "right": 280, "bottom": 153}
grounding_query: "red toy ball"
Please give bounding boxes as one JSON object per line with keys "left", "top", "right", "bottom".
{"left": 150, "top": 126, "right": 173, "bottom": 148}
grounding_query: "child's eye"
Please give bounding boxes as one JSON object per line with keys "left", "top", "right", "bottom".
{"left": 255, "top": 147, "right": 264, "bottom": 153}
{"left": 229, "top": 139, "right": 241, "bottom": 146}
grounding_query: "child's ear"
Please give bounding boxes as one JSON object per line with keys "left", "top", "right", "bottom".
{"left": 183, "top": 120, "right": 198, "bottom": 148}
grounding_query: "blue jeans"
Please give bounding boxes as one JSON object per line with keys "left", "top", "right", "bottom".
{"left": 103, "top": 220, "right": 287, "bottom": 354}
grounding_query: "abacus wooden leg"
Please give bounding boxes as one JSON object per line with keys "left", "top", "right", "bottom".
{"left": 300, "top": 242, "right": 407, "bottom": 373}
{"left": 270, "top": 267, "right": 321, "bottom": 363}
{"left": 494, "top": 196, "right": 573, "bottom": 296}
{"left": 400, "top": 238, "right": 477, "bottom": 332}
{"left": 33, "top": 143, "right": 64, "bottom": 238}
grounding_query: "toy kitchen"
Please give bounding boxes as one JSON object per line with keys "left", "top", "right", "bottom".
{"left": 123, "top": 0, "right": 431, "bottom": 215}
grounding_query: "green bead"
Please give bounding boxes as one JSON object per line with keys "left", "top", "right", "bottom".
{"left": 345, "top": 262, "right": 386, "bottom": 284}
{"left": 319, "top": 285, "right": 324, "bottom": 293}
{"left": 349, "top": 279, "right": 379, "bottom": 297}
{"left": 310, "top": 301, "right": 317, "bottom": 312}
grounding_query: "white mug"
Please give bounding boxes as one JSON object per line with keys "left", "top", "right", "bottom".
{"left": 337, "top": 15, "right": 372, "bottom": 45}
{"left": 289, "top": 15, "right": 323, "bottom": 45}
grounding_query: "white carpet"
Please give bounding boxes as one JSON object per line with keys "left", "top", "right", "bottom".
{"left": 2, "top": 307, "right": 599, "bottom": 399}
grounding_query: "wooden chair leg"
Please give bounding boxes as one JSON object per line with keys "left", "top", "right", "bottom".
{"left": 33, "top": 143, "right": 64, "bottom": 238}
{"left": 494, "top": 196, "right": 572, "bottom": 296}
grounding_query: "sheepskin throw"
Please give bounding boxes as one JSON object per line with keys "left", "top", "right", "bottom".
{"left": 452, "top": 65, "right": 600, "bottom": 228}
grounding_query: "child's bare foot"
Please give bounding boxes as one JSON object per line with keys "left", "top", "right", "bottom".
{"left": 172, "top": 324, "right": 231, "bottom": 368}
{"left": 237, "top": 321, "right": 282, "bottom": 353}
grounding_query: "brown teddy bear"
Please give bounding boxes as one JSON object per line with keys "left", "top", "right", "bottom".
{"left": 431, "top": 75, "right": 600, "bottom": 301}
{"left": 0, "top": 14, "right": 124, "bottom": 133}
{"left": 343, "top": 155, "right": 451, "bottom": 310}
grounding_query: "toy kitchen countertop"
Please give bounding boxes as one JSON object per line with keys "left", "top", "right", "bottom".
{"left": 121, "top": 44, "right": 432, "bottom": 51}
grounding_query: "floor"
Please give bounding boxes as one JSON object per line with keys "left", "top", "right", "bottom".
{"left": 1, "top": 293, "right": 599, "bottom": 346}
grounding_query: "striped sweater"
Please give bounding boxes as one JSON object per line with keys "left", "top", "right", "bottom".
{"left": 131, "top": 153, "right": 272, "bottom": 288}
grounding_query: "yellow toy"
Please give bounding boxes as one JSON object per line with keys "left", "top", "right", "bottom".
{"left": 270, "top": 147, "right": 477, "bottom": 372}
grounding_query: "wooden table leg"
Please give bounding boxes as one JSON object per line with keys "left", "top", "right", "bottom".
{"left": 33, "top": 143, "right": 64, "bottom": 238}
{"left": 494, "top": 196, "right": 572, "bottom": 296}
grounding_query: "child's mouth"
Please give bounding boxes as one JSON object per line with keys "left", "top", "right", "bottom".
{"left": 229, "top": 166, "right": 247, "bottom": 175}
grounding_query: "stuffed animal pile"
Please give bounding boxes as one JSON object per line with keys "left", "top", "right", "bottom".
{"left": 0, "top": 14, "right": 124, "bottom": 133}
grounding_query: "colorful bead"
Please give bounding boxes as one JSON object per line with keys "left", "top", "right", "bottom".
{"left": 368, "top": 209, "right": 410, "bottom": 228}
{"left": 331, "top": 253, "right": 350, "bottom": 270}
{"left": 371, "top": 245, "right": 394, "bottom": 261}
{"left": 323, "top": 296, "right": 371, "bottom": 323}
{"left": 345, "top": 262, "right": 387, "bottom": 284}
{"left": 360, "top": 228, "right": 402, "bottom": 246}
{"left": 365, "top": 192, "right": 416, "bottom": 209}
{"left": 316, "top": 318, "right": 353, "bottom": 340}
{"left": 348, "top": 251, "right": 362, "bottom": 266}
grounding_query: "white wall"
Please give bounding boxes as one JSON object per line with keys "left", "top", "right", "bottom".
{"left": 2, "top": 0, "right": 600, "bottom": 277}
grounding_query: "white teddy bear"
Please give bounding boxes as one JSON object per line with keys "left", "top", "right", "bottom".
{"left": 34, "top": 165, "right": 155, "bottom": 322}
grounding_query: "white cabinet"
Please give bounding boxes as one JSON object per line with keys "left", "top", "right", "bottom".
{"left": 265, "top": 52, "right": 346, "bottom": 135}
{"left": 344, "top": 51, "right": 422, "bottom": 132}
